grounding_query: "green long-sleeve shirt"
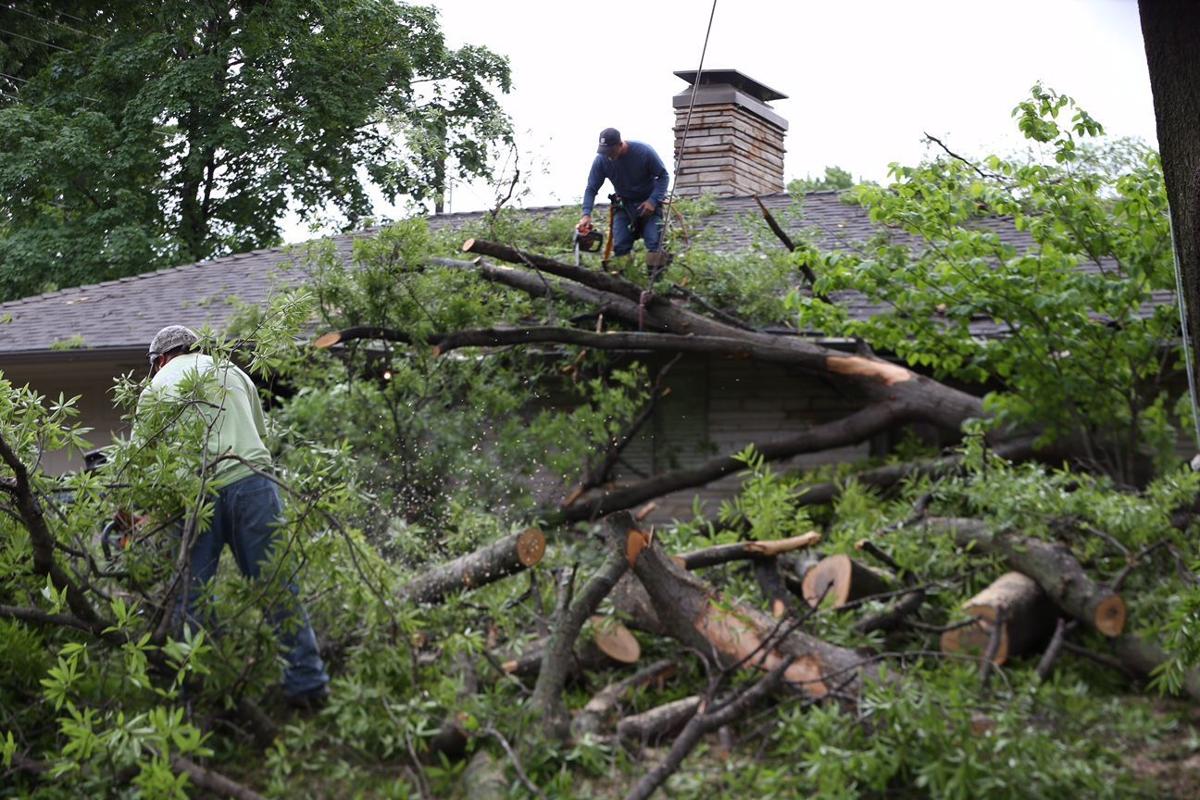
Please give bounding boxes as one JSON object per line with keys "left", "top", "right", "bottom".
{"left": 138, "top": 353, "right": 272, "bottom": 485}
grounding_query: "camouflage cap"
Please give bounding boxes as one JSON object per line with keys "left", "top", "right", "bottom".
{"left": 147, "top": 325, "right": 198, "bottom": 357}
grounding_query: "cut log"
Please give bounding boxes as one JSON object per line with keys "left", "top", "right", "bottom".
{"left": 399, "top": 528, "right": 546, "bottom": 605}
{"left": 588, "top": 616, "right": 640, "bottom": 665}
{"left": 925, "top": 518, "right": 1126, "bottom": 637}
{"left": 501, "top": 620, "right": 639, "bottom": 681}
{"left": 676, "top": 531, "right": 821, "bottom": 570}
{"left": 940, "top": 572, "right": 1055, "bottom": 665}
{"left": 605, "top": 514, "right": 876, "bottom": 699}
{"left": 801, "top": 554, "right": 893, "bottom": 609}
{"left": 616, "top": 696, "right": 702, "bottom": 746}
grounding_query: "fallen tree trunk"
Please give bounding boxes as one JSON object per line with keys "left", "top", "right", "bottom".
{"left": 675, "top": 531, "right": 821, "bottom": 570}
{"left": 941, "top": 572, "right": 1056, "bottom": 665}
{"left": 604, "top": 512, "right": 876, "bottom": 699}
{"left": 399, "top": 528, "right": 546, "bottom": 605}
{"left": 802, "top": 554, "right": 894, "bottom": 609}
{"left": 922, "top": 518, "right": 1126, "bottom": 637}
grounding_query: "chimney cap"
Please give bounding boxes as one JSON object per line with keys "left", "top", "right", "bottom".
{"left": 673, "top": 69, "right": 787, "bottom": 103}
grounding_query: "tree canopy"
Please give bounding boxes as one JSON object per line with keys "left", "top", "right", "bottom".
{"left": 0, "top": 1, "right": 512, "bottom": 301}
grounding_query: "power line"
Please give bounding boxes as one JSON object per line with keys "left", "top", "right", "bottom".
{"left": 0, "top": 70, "right": 28, "bottom": 84}
{"left": 0, "top": 25, "right": 73, "bottom": 53}
{"left": 1, "top": 5, "right": 102, "bottom": 41}
{"left": 660, "top": 0, "right": 718, "bottom": 249}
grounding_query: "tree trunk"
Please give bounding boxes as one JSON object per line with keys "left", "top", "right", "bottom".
{"left": 941, "top": 572, "right": 1056, "bottom": 665}
{"left": 399, "top": 528, "right": 545, "bottom": 604}
{"left": 1139, "top": 1, "right": 1200, "bottom": 408}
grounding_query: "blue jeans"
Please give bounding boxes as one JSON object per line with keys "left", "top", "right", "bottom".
{"left": 184, "top": 473, "right": 329, "bottom": 697}
{"left": 612, "top": 203, "right": 663, "bottom": 256}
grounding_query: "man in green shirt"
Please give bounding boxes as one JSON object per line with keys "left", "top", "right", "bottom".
{"left": 142, "top": 325, "right": 329, "bottom": 706}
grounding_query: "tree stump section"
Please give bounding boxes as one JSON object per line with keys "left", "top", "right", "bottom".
{"left": 399, "top": 528, "right": 546, "bottom": 605}
{"left": 941, "top": 572, "right": 1055, "bottom": 665}
{"left": 801, "top": 554, "right": 893, "bottom": 609}
{"left": 500, "top": 619, "right": 640, "bottom": 679}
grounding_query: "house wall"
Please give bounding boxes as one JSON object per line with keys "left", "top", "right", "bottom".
{"left": 0, "top": 352, "right": 144, "bottom": 474}
{"left": 620, "top": 356, "right": 872, "bottom": 521}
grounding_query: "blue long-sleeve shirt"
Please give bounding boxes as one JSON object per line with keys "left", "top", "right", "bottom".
{"left": 581, "top": 141, "right": 670, "bottom": 215}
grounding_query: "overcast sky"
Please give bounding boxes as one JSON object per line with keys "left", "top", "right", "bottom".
{"left": 284, "top": 0, "right": 1156, "bottom": 238}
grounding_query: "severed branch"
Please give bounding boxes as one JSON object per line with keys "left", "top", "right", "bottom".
{"left": 624, "top": 655, "right": 796, "bottom": 800}
{"left": 573, "top": 659, "right": 676, "bottom": 738}
{"left": 399, "top": 528, "right": 546, "bottom": 605}
{"left": 675, "top": 531, "right": 821, "bottom": 570}
{"left": 530, "top": 549, "right": 630, "bottom": 741}
{"left": 605, "top": 513, "right": 875, "bottom": 699}
{"left": 752, "top": 195, "right": 822, "bottom": 294}
{"left": 1036, "top": 617, "right": 1073, "bottom": 682}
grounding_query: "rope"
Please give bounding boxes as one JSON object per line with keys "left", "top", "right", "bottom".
{"left": 1169, "top": 213, "right": 1200, "bottom": 450}
{"left": 658, "top": 0, "right": 718, "bottom": 249}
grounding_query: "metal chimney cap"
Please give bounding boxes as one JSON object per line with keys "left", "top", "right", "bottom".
{"left": 673, "top": 69, "right": 787, "bottom": 103}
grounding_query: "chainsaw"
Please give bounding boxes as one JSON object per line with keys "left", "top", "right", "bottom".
{"left": 571, "top": 228, "right": 603, "bottom": 266}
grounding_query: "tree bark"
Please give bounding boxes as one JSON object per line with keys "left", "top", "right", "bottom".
{"left": 1139, "top": 1, "right": 1200, "bottom": 401}
{"left": 923, "top": 518, "right": 1126, "bottom": 637}
{"left": 940, "top": 572, "right": 1056, "bottom": 665}
{"left": 675, "top": 531, "right": 821, "bottom": 570}
{"left": 616, "top": 696, "right": 702, "bottom": 747}
{"left": 530, "top": 553, "right": 630, "bottom": 741}
{"left": 604, "top": 513, "right": 875, "bottom": 700}
{"left": 399, "top": 528, "right": 546, "bottom": 605}
{"left": 573, "top": 659, "right": 676, "bottom": 739}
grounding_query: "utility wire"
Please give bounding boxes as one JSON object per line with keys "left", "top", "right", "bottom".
{"left": 1168, "top": 214, "right": 1200, "bottom": 450}
{"left": 0, "top": 25, "right": 73, "bottom": 52}
{"left": 659, "top": 0, "right": 717, "bottom": 248}
{"left": 1, "top": 5, "right": 103, "bottom": 41}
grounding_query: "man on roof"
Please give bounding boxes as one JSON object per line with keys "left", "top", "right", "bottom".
{"left": 578, "top": 127, "right": 671, "bottom": 264}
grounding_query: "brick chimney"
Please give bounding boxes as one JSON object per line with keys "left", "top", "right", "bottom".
{"left": 672, "top": 70, "right": 788, "bottom": 198}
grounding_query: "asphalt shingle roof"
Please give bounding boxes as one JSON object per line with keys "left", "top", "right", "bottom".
{"left": 0, "top": 192, "right": 1172, "bottom": 356}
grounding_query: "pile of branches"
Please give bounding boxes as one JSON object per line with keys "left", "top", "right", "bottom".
{"left": 318, "top": 237, "right": 1200, "bottom": 798}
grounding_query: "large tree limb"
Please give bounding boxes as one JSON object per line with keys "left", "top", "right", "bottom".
{"left": 676, "top": 532, "right": 822, "bottom": 570}
{"left": 604, "top": 512, "right": 875, "bottom": 699}
{"left": 399, "top": 528, "right": 546, "bottom": 605}
{"left": 556, "top": 402, "right": 918, "bottom": 524}
{"left": 463, "top": 238, "right": 659, "bottom": 307}
{"left": 922, "top": 518, "right": 1126, "bottom": 637}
